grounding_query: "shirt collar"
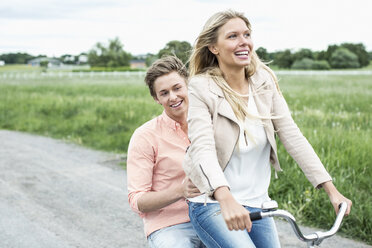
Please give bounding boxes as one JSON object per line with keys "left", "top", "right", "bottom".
{"left": 161, "top": 111, "right": 181, "bottom": 131}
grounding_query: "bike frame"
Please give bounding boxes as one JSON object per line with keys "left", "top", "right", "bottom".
{"left": 250, "top": 201, "right": 347, "bottom": 248}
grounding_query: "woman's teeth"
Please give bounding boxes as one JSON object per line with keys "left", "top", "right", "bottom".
{"left": 235, "top": 51, "right": 249, "bottom": 56}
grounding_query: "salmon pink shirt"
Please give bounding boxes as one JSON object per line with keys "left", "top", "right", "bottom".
{"left": 127, "top": 111, "right": 190, "bottom": 237}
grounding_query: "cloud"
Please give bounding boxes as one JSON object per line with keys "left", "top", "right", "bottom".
{"left": 0, "top": 0, "right": 127, "bottom": 20}
{"left": 0, "top": 0, "right": 371, "bottom": 56}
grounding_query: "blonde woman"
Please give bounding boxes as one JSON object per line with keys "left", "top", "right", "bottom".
{"left": 183, "top": 10, "right": 352, "bottom": 248}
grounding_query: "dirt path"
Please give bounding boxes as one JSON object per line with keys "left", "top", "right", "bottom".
{"left": 0, "top": 130, "right": 370, "bottom": 248}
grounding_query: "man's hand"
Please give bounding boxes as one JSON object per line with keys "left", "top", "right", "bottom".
{"left": 181, "top": 177, "right": 202, "bottom": 198}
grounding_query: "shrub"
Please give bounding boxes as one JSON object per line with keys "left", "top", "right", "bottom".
{"left": 291, "top": 58, "right": 314, "bottom": 70}
{"left": 330, "top": 48, "right": 360, "bottom": 68}
{"left": 311, "top": 60, "right": 331, "bottom": 70}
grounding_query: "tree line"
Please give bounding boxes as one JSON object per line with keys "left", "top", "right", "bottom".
{"left": 1, "top": 38, "right": 371, "bottom": 70}
{"left": 257, "top": 43, "right": 370, "bottom": 69}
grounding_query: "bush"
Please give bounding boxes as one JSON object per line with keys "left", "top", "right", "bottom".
{"left": 291, "top": 58, "right": 331, "bottom": 70}
{"left": 330, "top": 48, "right": 360, "bottom": 68}
{"left": 311, "top": 60, "right": 331, "bottom": 70}
{"left": 291, "top": 58, "right": 314, "bottom": 70}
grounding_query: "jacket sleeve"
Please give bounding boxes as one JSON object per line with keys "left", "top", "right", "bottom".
{"left": 269, "top": 72, "right": 332, "bottom": 188}
{"left": 127, "top": 128, "right": 155, "bottom": 215}
{"left": 184, "top": 76, "right": 230, "bottom": 196}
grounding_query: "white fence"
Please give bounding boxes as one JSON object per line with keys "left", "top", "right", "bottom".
{"left": 275, "top": 70, "right": 372, "bottom": 75}
{"left": 1, "top": 70, "right": 372, "bottom": 80}
{"left": 0, "top": 71, "right": 146, "bottom": 80}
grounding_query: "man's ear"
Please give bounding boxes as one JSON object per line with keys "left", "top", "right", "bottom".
{"left": 208, "top": 45, "right": 219, "bottom": 55}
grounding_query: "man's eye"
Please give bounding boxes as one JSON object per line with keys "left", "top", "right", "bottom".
{"left": 244, "top": 33, "right": 251, "bottom": 38}
{"left": 161, "top": 92, "right": 168, "bottom": 96}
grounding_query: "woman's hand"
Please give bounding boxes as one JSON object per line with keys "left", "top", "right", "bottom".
{"left": 214, "top": 186, "right": 252, "bottom": 232}
{"left": 180, "top": 177, "right": 202, "bottom": 198}
{"left": 321, "top": 181, "right": 352, "bottom": 216}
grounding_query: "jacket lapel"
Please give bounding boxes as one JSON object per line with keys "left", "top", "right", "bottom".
{"left": 208, "top": 79, "right": 239, "bottom": 124}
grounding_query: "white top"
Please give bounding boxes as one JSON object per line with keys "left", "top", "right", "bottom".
{"left": 189, "top": 86, "right": 271, "bottom": 207}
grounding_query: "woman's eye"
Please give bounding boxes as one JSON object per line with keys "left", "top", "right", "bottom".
{"left": 161, "top": 92, "right": 168, "bottom": 96}
{"left": 244, "top": 33, "right": 251, "bottom": 38}
{"left": 228, "top": 34, "right": 237, "bottom": 39}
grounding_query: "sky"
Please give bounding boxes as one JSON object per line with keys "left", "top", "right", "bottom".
{"left": 1, "top": 0, "right": 371, "bottom": 57}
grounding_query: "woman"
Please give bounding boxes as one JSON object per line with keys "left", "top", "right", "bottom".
{"left": 127, "top": 56, "right": 204, "bottom": 248}
{"left": 183, "top": 10, "right": 352, "bottom": 248}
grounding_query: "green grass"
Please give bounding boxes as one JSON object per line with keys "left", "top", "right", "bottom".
{"left": 270, "top": 74, "right": 372, "bottom": 244}
{"left": 0, "top": 64, "right": 40, "bottom": 72}
{"left": 0, "top": 76, "right": 162, "bottom": 153}
{"left": 0, "top": 73, "right": 371, "bottom": 244}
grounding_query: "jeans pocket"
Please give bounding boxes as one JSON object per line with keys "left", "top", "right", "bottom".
{"left": 190, "top": 202, "right": 221, "bottom": 225}
{"left": 148, "top": 228, "right": 165, "bottom": 243}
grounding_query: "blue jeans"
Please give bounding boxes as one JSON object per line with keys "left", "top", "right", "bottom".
{"left": 188, "top": 202, "right": 281, "bottom": 248}
{"left": 147, "top": 222, "right": 206, "bottom": 248}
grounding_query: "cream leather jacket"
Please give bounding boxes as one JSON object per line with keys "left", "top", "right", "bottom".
{"left": 183, "top": 67, "right": 332, "bottom": 196}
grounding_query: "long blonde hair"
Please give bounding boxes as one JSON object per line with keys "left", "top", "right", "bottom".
{"left": 188, "top": 9, "right": 281, "bottom": 121}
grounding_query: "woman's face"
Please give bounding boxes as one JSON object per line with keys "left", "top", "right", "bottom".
{"left": 153, "top": 71, "right": 188, "bottom": 121}
{"left": 209, "top": 17, "right": 253, "bottom": 71}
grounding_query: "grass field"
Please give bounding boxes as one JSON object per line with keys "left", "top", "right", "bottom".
{"left": 0, "top": 72, "right": 371, "bottom": 244}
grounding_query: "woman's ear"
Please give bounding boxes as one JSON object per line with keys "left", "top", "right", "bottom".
{"left": 208, "top": 45, "right": 219, "bottom": 55}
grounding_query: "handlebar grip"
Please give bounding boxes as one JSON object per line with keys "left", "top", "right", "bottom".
{"left": 250, "top": 212, "right": 262, "bottom": 221}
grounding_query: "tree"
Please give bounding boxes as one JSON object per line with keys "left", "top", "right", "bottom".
{"left": 330, "top": 48, "right": 360, "bottom": 69}
{"left": 340, "top": 43, "right": 369, "bottom": 67}
{"left": 158, "top": 40, "right": 192, "bottom": 64}
{"left": 256, "top": 47, "right": 270, "bottom": 61}
{"left": 88, "top": 37, "right": 132, "bottom": 67}
{"left": 273, "top": 49, "right": 294, "bottom": 68}
{"left": 0, "top": 52, "right": 35, "bottom": 64}
{"left": 39, "top": 60, "right": 48, "bottom": 72}
{"left": 145, "top": 53, "right": 158, "bottom": 67}
{"left": 60, "top": 54, "right": 76, "bottom": 64}
{"left": 321, "top": 44, "right": 340, "bottom": 63}
{"left": 293, "top": 48, "right": 314, "bottom": 61}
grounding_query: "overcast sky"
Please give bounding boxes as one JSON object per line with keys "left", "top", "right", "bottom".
{"left": 1, "top": 0, "right": 371, "bottom": 57}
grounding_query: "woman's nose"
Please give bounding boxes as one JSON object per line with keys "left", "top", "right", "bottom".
{"left": 239, "top": 34, "right": 249, "bottom": 46}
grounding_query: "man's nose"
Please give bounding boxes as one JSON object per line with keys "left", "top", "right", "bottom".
{"left": 169, "top": 91, "right": 177, "bottom": 101}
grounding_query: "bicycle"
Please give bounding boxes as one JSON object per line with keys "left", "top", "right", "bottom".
{"left": 250, "top": 201, "right": 348, "bottom": 248}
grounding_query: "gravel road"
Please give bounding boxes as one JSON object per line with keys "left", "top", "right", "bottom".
{"left": 0, "top": 130, "right": 370, "bottom": 248}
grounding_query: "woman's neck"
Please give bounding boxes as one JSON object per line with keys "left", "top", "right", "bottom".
{"left": 221, "top": 67, "right": 248, "bottom": 95}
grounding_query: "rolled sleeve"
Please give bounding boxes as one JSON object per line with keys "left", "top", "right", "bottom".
{"left": 127, "top": 129, "right": 155, "bottom": 215}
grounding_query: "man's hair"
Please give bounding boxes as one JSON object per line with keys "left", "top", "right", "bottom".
{"left": 145, "top": 56, "right": 188, "bottom": 98}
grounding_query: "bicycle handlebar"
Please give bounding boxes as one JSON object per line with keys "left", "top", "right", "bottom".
{"left": 250, "top": 201, "right": 347, "bottom": 247}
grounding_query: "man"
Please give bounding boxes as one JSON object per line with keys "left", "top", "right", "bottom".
{"left": 127, "top": 56, "right": 204, "bottom": 248}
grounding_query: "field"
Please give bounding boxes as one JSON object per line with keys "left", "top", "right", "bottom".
{"left": 0, "top": 71, "right": 371, "bottom": 244}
